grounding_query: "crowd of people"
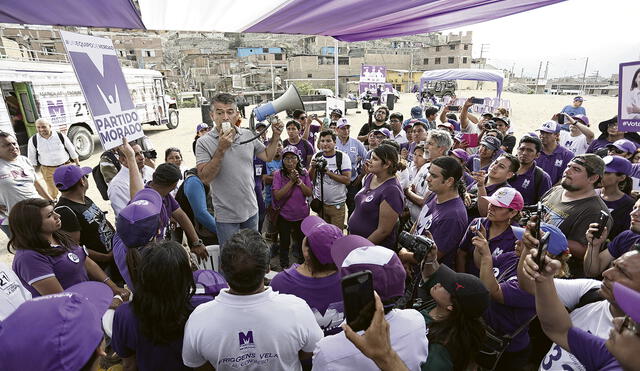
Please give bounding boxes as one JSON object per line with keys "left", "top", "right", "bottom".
{"left": 1, "top": 92, "right": 640, "bottom": 371}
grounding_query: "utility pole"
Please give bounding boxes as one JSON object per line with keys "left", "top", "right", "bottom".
{"left": 409, "top": 51, "right": 414, "bottom": 92}
{"left": 581, "top": 57, "right": 589, "bottom": 94}
{"left": 535, "top": 61, "right": 542, "bottom": 94}
{"left": 477, "top": 43, "right": 490, "bottom": 89}
{"left": 270, "top": 61, "right": 275, "bottom": 100}
{"left": 510, "top": 63, "right": 515, "bottom": 77}
{"left": 520, "top": 67, "right": 524, "bottom": 79}
{"left": 334, "top": 40, "right": 339, "bottom": 97}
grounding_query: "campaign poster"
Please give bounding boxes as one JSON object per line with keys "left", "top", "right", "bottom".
{"left": 359, "top": 82, "right": 394, "bottom": 96}
{"left": 60, "top": 30, "right": 144, "bottom": 150}
{"left": 360, "top": 65, "right": 386, "bottom": 83}
{"left": 618, "top": 61, "right": 640, "bottom": 132}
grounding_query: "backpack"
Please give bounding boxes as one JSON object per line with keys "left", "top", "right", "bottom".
{"left": 92, "top": 151, "right": 120, "bottom": 201}
{"left": 31, "top": 132, "right": 71, "bottom": 166}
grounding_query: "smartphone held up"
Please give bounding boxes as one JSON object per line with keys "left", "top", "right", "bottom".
{"left": 341, "top": 270, "right": 375, "bottom": 333}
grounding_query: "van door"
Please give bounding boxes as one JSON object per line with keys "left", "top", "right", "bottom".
{"left": 153, "top": 78, "right": 167, "bottom": 124}
{"left": 13, "top": 82, "right": 39, "bottom": 137}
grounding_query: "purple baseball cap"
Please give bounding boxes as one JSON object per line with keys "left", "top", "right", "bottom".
{"left": 540, "top": 223, "right": 569, "bottom": 256}
{"left": 336, "top": 118, "right": 350, "bottom": 129}
{"left": 613, "top": 282, "right": 640, "bottom": 323}
{"left": 603, "top": 155, "right": 632, "bottom": 175}
{"left": 301, "top": 215, "right": 343, "bottom": 264}
{"left": 196, "top": 122, "right": 210, "bottom": 133}
{"left": 331, "top": 235, "right": 405, "bottom": 301}
{"left": 607, "top": 139, "right": 637, "bottom": 154}
{"left": 116, "top": 188, "right": 163, "bottom": 248}
{"left": 193, "top": 269, "right": 228, "bottom": 297}
{"left": 53, "top": 165, "right": 92, "bottom": 191}
{"left": 537, "top": 120, "right": 560, "bottom": 134}
{"left": 451, "top": 148, "right": 469, "bottom": 163}
{"left": 373, "top": 127, "right": 391, "bottom": 138}
{"left": 480, "top": 135, "right": 501, "bottom": 151}
{"left": 0, "top": 282, "right": 112, "bottom": 370}
{"left": 282, "top": 145, "right": 302, "bottom": 158}
{"left": 571, "top": 114, "right": 590, "bottom": 126}
{"left": 436, "top": 265, "right": 490, "bottom": 318}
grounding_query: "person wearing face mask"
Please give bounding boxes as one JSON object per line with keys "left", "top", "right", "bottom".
{"left": 357, "top": 106, "right": 391, "bottom": 145}
{"left": 195, "top": 93, "right": 283, "bottom": 247}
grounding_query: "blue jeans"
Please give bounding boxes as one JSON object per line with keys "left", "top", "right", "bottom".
{"left": 216, "top": 213, "right": 259, "bottom": 248}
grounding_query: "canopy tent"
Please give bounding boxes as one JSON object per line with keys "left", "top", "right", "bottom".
{"left": 419, "top": 68, "right": 505, "bottom": 97}
{"left": 0, "top": 0, "right": 565, "bottom": 42}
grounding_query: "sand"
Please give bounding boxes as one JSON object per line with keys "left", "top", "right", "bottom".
{"left": 0, "top": 89, "right": 620, "bottom": 265}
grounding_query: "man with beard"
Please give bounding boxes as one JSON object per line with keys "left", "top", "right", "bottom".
{"left": 540, "top": 154, "right": 612, "bottom": 277}
{"left": 357, "top": 106, "right": 390, "bottom": 145}
{"left": 511, "top": 136, "right": 553, "bottom": 205}
{"left": 583, "top": 197, "right": 640, "bottom": 277}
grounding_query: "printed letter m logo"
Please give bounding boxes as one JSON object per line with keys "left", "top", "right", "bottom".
{"left": 238, "top": 331, "right": 254, "bottom": 346}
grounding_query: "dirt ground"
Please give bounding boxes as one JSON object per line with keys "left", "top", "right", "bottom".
{"left": 0, "top": 89, "right": 619, "bottom": 264}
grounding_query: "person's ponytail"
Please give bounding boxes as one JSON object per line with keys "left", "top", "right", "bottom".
{"left": 126, "top": 247, "right": 143, "bottom": 290}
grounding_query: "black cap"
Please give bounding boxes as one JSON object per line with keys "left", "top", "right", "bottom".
{"left": 438, "top": 265, "right": 490, "bottom": 318}
{"left": 152, "top": 163, "right": 182, "bottom": 186}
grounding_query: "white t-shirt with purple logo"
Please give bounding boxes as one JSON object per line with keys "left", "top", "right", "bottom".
{"left": 312, "top": 151, "right": 352, "bottom": 205}
{"left": 559, "top": 131, "right": 589, "bottom": 155}
{"left": 182, "top": 287, "right": 323, "bottom": 371}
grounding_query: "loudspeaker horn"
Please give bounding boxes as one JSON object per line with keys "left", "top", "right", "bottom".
{"left": 253, "top": 84, "right": 305, "bottom": 122}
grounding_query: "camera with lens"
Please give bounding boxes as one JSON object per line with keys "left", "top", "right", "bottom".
{"left": 361, "top": 92, "right": 379, "bottom": 112}
{"left": 142, "top": 149, "right": 157, "bottom": 160}
{"left": 519, "top": 203, "right": 546, "bottom": 227}
{"left": 398, "top": 231, "right": 435, "bottom": 263}
{"left": 314, "top": 157, "right": 328, "bottom": 172}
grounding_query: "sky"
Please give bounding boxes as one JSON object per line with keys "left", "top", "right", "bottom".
{"left": 444, "top": 0, "right": 640, "bottom": 80}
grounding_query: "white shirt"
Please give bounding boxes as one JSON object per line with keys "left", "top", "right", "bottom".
{"left": 0, "top": 156, "right": 40, "bottom": 225}
{"left": 107, "top": 165, "right": 154, "bottom": 216}
{"left": 312, "top": 309, "right": 429, "bottom": 371}
{"left": 408, "top": 164, "right": 431, "bottom": 222}
{"left": 559, "top": 131, "right": 589, "bottom": 156}
{"left": 540, "top": 278, "right": 612, "bottom": 371}
{"left": 393, "top": 129, "right": 408, "bottom": 145}
{"left": 0, "top": 262, "right": 31, "bottom": 320}
{"left": 313, "top": 150, "right": 352, "bottom": 205}
{"left": 27, "top": 130, "right": 78, "bottom": 166}
{"left": 182, "top": 287, "right": 323, "bottom": 371}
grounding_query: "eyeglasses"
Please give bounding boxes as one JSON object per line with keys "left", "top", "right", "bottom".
{"left": 283, "top": 157, "right": 298, "bottom": 162}
{"left": 618, "top": 315, "right": 640, "bottom": 336}
{"left": 299, "top": 116, "right": 307, "bottom": 120}
{"left": 610, "top": 148, "right": 626, "bottom": 155}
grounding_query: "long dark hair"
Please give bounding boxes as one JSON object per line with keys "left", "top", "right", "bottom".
{"left": 431, "top": 156, "right": 466, "bottom": 199}
{"left": 372, "top": 144, "right": 399, "bottom": 175}
{"left": 427, "top": 297, "right": 486, "bottom": 371}
{"left": 631, "top": 68, "right": 640, "bottom": 90}
{"left": 130, "top": 240, "right": 195, "bottom": 345}
{"left": 8, "top": 198, "right": 73, "bottom": 256}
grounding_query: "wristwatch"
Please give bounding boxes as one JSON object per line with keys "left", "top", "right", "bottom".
{"left": 190, "top": 239, "right": 204, "bottom": 248}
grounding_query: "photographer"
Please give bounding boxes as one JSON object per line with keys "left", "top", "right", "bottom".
{"left": 357, "top": 106, "right": 390, "bottom": 144}
{"left": 310, "top": 130, "right": 352, "bottom": 229}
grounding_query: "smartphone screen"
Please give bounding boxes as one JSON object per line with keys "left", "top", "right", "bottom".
{"left": 535, "top": 231, "right": 550, "bottom": 270}
{"left": 471, "top": 97, "right": 484, "bottom": 104}
{"left": 557, "top": 114, "right": 565, "bottom": 125}
{"left": 448, "top": 105, "right": 460, "bottom": 112}
{"left": 463, "top": 133, "right": 479, "bottom": 148}
{"left": 473, "top": 218, "right": 482, "bottom": 234}
{"left": 473, "top": 157, "right": 481, "bottom": 172}
{"left": 593, "top": 211, "right": 609, "bottom": 239}
{"left": 341, "top": 271, "right": 375, "bottom": 332}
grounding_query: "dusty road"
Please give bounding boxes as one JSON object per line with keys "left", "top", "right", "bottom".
{"left": 0, "top": 89, "right": 618, "bottom": 264}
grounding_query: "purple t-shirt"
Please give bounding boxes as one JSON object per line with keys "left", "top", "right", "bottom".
{"left": 272, "top": 169, "right": 312, "bottom": 221}
{"left": 586, "top": 138, "right": 613, "bottom": 154}
{"left": 348, "top": 175, "right": 404, "bottom": 249}
{"left": 112, "top": 234, "right": 134, "bottom": 290}
{"left": 608, "top": 230, "right": 640, "bottom": 259}
{"left": 12, "top": 245, "right": 89, "bottom": 297}
{"left": 567, "top": 327, "right": 620, "bottom": 370}
{"left": 112, "top": 302, "right": 192, "bottom": 371}
{"left": 416, "top": 196, "right": 468, "bottom": 268}
{"left": 511, "top": 164, "right": 553, "bottom": 206}
{"left": 283, "top": 138, "right": 314, "bottom": 168}
{"left": 269, "top": 264, "right": 344, "bottom": 335}
{"left": 483, "top": 252, "right": 535, "bottom": 353}
{"left": 601, "top": 193, "right": 635, "bottom": 239}
{"left": 143, "top": 185, "right": 179, "bottom": 239}
{"left": 459, "top": 218, "right": 519, "bottom": 275}
{"left": 462, "top": 172, "right": 476, "bottom": 188}
{"left": 537, "top": 145, "right": 574, "bottom": 185}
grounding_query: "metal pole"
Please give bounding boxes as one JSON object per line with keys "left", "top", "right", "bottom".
{"left": 334, "top": 40, "right": 339, "bottom": 97}
{"left": 581, "top": 57, "right": 589, "bottom": 94}
{"left": 270, "top": 61, "right": 275, "bottom": 100}
{"left": 535, "top": 61, "right": 542, "bottom": 94}
{"left": 409, "top": 52, "right": 414, "bottom": 92}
